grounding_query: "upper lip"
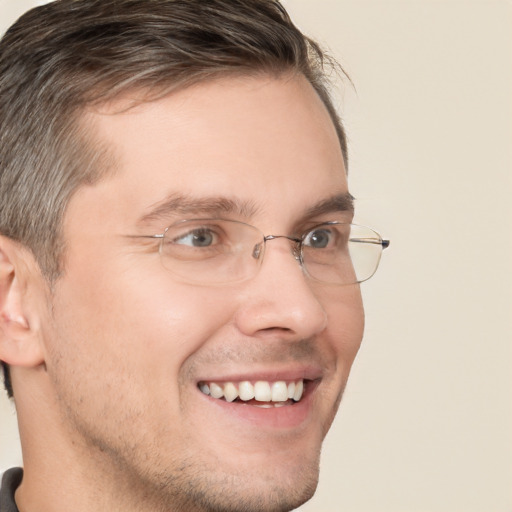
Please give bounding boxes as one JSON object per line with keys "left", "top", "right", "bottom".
{"left": 196, "top": 365, "right": 323, "bottom": 384}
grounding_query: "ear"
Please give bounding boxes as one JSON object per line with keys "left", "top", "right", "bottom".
{"left": 0, "top": 236, "right": 45, "bottom": 368}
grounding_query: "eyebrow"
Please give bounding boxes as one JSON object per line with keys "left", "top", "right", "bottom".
{"left": 137, "top": 191, "right": 355, "bottom": 228}
{"left": 137, "top": 193, "right": 260, "bottom": 227}
{"left": 301, "top": 192, "right": 355, "bottom": 220}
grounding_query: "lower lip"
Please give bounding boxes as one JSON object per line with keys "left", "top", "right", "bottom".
{"left": 199, "top": 381, "right": 319, "bottom": 429}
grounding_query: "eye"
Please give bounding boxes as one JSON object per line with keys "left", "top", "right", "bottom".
{"left": 162, "top": 222, "right": 229, "bottom": 262}
{"left": 303, "top": 228, "right": 333, "bottom": 249}
{"left": 174, "top": 228, "right": 218, "bottom": 247}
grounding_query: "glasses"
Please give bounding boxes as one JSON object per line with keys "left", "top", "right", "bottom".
{"left": 137, "top": 219, "right": 389, "bottom": 286}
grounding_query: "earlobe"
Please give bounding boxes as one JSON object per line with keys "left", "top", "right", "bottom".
{"left": 0, "top": 236, "right": 45, "bottom": 368}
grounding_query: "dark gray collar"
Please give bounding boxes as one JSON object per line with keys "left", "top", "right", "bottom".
{"left": 0, "top": 468, "right": 22, "bottom": 512}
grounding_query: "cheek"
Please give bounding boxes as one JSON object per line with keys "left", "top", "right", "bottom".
{"left": 42, "top": 271, "right": 241, "bottom": 448}
{"left": 47, "top": 267, "right": 238, "bottom": 393}
{"left": 324, "top": 286, "right": 365, "bottom": 362}
{"left": 116, "top": 280, "right": 236, "bottom": 360}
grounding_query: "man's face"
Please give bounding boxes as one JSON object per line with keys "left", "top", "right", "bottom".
{"left": 40, "top": 75, "right": 364, "bottom": 511}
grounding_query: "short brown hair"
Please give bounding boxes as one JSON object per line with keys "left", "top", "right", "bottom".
{"left": 0, "top": 0, "right": 348, "bottom": 396}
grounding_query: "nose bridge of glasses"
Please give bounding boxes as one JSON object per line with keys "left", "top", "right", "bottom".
{"left": 252, "top": 235, "right": 301, "bottom": 261}
{"left": 259, "top": 234, "right": 302, "bottom": 261}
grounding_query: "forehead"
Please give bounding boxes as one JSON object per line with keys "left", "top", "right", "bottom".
{"left": 68, "top": 74, "right": 349, "bottom": 233}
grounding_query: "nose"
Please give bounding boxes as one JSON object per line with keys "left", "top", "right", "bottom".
{"left": 234, "top": 237, "right": 328, "bottom": 339}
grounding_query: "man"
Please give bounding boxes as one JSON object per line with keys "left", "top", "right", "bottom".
{"left": 0, "top": 1, "right": 388, "bottom": 511}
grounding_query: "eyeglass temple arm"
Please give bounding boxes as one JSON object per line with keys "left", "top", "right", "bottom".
{"left": 350, "top": 238, "right": 390, "bottom": 249}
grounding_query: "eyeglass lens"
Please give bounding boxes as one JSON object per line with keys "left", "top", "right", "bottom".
{"left": 159, "top": 219, "right": 385, "bottom": 285}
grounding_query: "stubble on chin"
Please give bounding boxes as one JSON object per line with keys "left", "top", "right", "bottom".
{"left": 148, "top": 452, "right": 321, "bottom": 512}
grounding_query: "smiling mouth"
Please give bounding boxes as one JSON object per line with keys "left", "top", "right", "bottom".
{"left": 198, "top": 379, "right": 305, "bottom": 408}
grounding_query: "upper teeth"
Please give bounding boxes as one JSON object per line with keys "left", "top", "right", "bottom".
{"left": 199, "top": 380, "right": 304, "bottom": 403}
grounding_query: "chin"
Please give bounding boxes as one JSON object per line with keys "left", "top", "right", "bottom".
{"left": 180, "top": 467, "right": 320, "bottom": 512}
{"left": 147, "top": 439, "right": 322, "bottom": 512}
{"left": 197, "top": 448, "right": 320, "bottom": 512}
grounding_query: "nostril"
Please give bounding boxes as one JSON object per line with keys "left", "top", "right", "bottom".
{"left": 260, "top": 326, "right": 293, "bottom": 334}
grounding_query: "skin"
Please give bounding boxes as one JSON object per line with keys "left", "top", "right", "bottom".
{"left": 2, "top": 74, "right": 364, "bottom": 512}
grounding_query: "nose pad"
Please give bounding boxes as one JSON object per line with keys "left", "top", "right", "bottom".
{"left": 251, "top": 242, "right": 263, "bottom": 260}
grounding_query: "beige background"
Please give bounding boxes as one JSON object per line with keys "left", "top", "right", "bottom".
{"left": 1, "top": 0, "right": 511, "bottom": 510}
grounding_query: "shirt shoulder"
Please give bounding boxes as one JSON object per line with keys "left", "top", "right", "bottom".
{"left": 0, "top": 468, "right": 22, "bottom": 512}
